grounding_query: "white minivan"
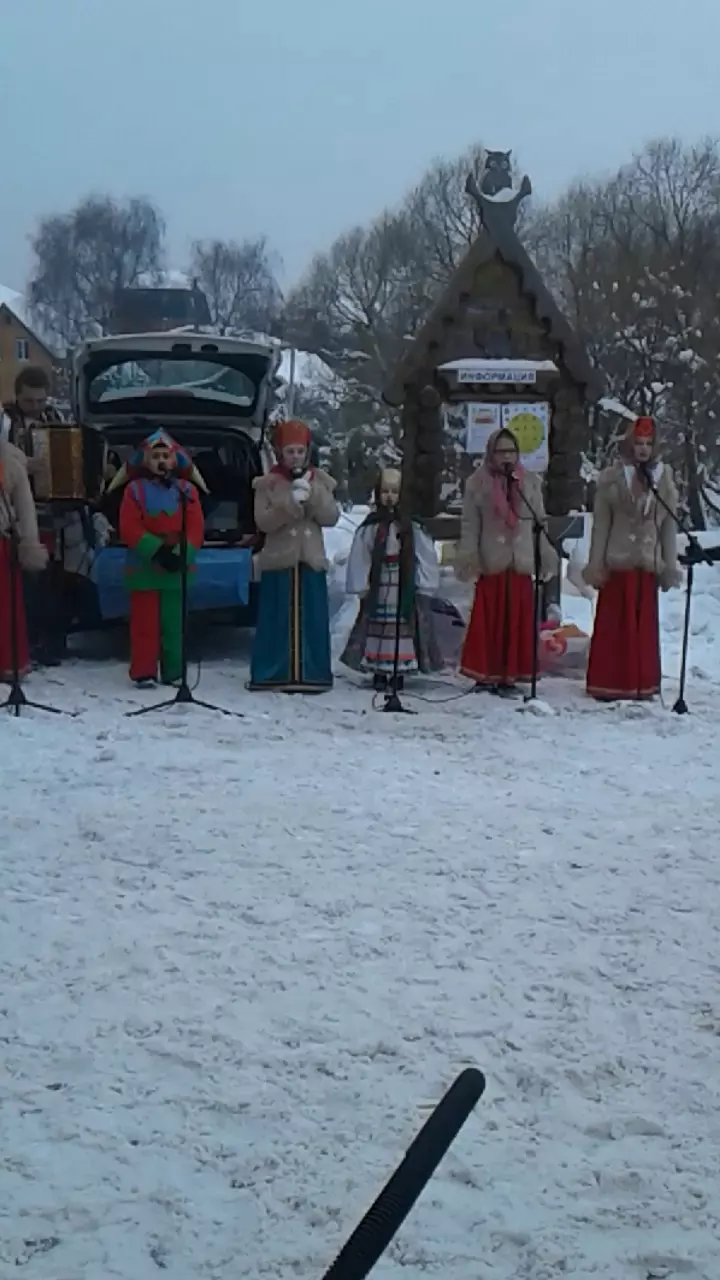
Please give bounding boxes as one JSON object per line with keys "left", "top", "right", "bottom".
{"left": 72, "top": 328, "right": 282, "bottom": 624}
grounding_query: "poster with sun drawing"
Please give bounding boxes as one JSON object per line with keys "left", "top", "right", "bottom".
{"left": 502, "top": 402, "right": 550, "bottom": 472}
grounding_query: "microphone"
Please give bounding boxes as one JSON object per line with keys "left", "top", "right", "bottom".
{"left": 503, "top": 461, "right": 515, "bottom": 502}
{"left": 290, "top": 466, "right": 307, "bottom": 480}
{"left": 636, "top": 460, "right": 653, "bottom": 489}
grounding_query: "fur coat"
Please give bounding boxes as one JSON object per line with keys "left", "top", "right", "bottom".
{"left": 253, "top": 469, "right": 339, "bottom": 573}
{"left": 0, "top": 441, "right": 49, "bottom": 572}
{"left": 584, "top": 462, "right": 681, "bottom": 589}
{"left": 455, "top": 466, "right": 558, "bottom": 581}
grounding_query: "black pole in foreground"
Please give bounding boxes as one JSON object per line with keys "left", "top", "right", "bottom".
{"left": 381, "top": 518, "right": 415, "bottom": 715}
{"left": 319, "top": 1067, "right": 486, "bottom": 1280}
{"left": 1, "top": 525, "right": 73, "bottom": 718}
{"left": 674, "top": 555, "right": 694, "bottom": 716}
{"left": 513, "top": 481, "right": 548, "bottom": 703}
{"left": 640, "top": 466, "right": 714, "bottom": 715}
{"left": 127, "top": 483, "right": 242, "bottom": 719}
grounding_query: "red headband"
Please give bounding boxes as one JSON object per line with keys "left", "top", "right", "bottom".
{"left": 632, "top": 416, "right": 655, "bottom": 440}
{"left": 273, "top": 419, "right": 311, "bottom": 451}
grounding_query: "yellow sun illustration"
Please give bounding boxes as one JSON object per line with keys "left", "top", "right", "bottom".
{"left": 506, "top": 411, "right": 545, "bottom": 455}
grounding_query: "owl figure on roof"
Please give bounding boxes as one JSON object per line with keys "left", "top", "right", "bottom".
{"left": 480, "top": 150, "right": 513, "bottom": 197}
{"left": 466, "top": 149, "right": 532, "bottom": 227}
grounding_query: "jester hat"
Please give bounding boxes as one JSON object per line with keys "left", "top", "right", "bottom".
{"left": 107, "top": 428, "right": 208, "bottom": 493}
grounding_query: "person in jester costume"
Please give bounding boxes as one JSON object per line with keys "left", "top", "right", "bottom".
{"left": 111, "top": 429, "right": 206, "bottom": 687}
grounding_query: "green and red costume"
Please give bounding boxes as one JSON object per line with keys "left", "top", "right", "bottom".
{"left": 117, "top": 434, "right": 205, "bottom": 684}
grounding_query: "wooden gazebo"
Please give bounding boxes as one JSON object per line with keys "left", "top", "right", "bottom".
{"left": 383, "top": 159, "right": 604, "bottom": 535}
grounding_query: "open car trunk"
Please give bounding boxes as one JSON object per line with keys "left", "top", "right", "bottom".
{"left": 73, "top": 331, "right": 281, "bottom": 430}
{"left": 99, "top": 421, "right": 266, "bottom": 544}
{"left": 70, "top": 331, "right": 282, "bottom": 624}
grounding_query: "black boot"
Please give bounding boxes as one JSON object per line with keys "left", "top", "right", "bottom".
{"left": 492, "top": 684, "right": 520, "bottom": 699}
{"left": 32, "top": 646, "right": 63, "bottom": 669}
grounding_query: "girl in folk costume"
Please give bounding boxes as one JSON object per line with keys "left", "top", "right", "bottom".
{"left": 249, "top": 420, "right": 339, "bottom": 693}
{"left": 455, "top": 427, "right": 557, "bottom": 695}
{"left": 583, "top": 415, "right": 681, "bottom": 701}
{"left": 340, "top": 467, "right": 443, "bottom": 690}
{"left": 0, "top": 440, "right": 49, "bottom": 680}
{"left": 112, "top": 429, "right": 206, "bottom": 687}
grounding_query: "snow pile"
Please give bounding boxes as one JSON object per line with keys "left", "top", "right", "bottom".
{"left": 277, "top": 348, "right": 337, "bottom": 391}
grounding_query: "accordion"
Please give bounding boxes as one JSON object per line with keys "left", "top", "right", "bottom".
{"left": 30, "top": 424, "right": 105, "bottom": 503}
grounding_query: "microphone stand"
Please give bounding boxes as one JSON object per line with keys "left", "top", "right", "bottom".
{"left": 0, "top": 518, "right": 72, "bottom": 718}
{"left": 381, "top": 508, "right": 415, "bottom": 715}
{"left": 639, "top": 463, "right": 713, "bottom": 716}
{"left": 127, "top": 480, "right": 242, "bottom": 719}
{"left": 509, "top": 474, "right": 552, "bottom": 703}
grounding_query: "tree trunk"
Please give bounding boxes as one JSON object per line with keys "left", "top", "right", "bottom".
{"left": 683, "top": 427, "right": 706, "bottom": 531}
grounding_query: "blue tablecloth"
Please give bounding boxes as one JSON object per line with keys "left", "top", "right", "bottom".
{"left": 91, "top": 546, "right": 253, "bottom": 620}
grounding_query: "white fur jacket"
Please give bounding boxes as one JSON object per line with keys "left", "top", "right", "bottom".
{"left": 253, "top": 468, "right": 340, "bottom": 574}
{"left": 584, "top": 462, "right": 681, "bottom": 589}
{"left": 0, "top": 441, "right": 48, "bottom": 572}
{"left": 455, "top": 466, "right": 558, "bottom": 581}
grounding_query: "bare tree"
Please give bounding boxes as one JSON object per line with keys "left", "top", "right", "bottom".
{"left": 528, "top": 138, "right": 720, "bottom": 523}
{"left": 188, "top": 237, "right": 282, "bottom": 335}
{"left": 284, "top": 211, "right": 430, "bottom": 437}
{"left": 283, "top": 142, "right": 506, "bottom": 495}
{"left": 403, "top": 143, "right": 485, "bottom": 283}
{"left": 28, "top": 195, "right": 166, "bottom": 347}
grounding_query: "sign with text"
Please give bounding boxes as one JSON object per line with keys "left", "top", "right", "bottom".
{"left": 465, "top": 403, "right": 501, "bottom": 454}
{"left": 456, "top": 366, "right": 538, "bottom": 384}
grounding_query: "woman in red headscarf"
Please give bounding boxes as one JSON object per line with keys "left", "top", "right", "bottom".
{"left": 583, "top": 415, "right": 682, "bottom": 701}
{"left": 455, "top": 428, "right": 557, "bottom": 695}
{"left": 249, "top": 420, "right": 339, "bottom": 692}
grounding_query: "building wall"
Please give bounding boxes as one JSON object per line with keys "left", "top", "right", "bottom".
{"left": 0, "top": 305, "right": 55, "bottom": 405}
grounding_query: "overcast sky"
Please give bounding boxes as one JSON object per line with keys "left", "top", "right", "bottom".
{"left": 2, "top": 0, "right": 719, "bottom": 294}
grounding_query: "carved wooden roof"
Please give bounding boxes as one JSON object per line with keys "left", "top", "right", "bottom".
{"left": 383, "top": 197, "right": 604, "bottom": 407}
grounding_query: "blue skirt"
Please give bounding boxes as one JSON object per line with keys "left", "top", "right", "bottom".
{"left": 249, "top": 564, "right": 333, "bottom": 692}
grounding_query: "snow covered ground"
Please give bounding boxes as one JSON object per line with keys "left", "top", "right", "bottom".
{"left": 2, "top": 546, "right": 720, "bottom": 1279}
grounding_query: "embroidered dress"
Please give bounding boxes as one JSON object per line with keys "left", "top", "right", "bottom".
{"left": 341, "top": 520, "right": 442, "bottom": 676}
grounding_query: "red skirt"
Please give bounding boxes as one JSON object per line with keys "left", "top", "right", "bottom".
{"left": 586, "top": 569, "right": 660, "bottom": 700}
{"left": 0, "top": 538, "right": 30, "bottom": 681}
{"left": 460, "top": 570, "right": 534, "bottom": 686}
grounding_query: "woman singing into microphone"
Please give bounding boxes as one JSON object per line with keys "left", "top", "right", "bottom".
{"left": 455, "top": 427, "right": 557, "bottom": 696}
{"left": 340, "top": 466, "right": 443, "bottom": 690}
{"left": 249, "top": 419, "right": 339, "bottom": 693}
{"left": 583, "top": 415, "right": 681, "bottom": 701}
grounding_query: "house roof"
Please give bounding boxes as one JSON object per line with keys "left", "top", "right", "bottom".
{"left": 0, "top": 284, "right": 58, "bottom": 359}
{"left": 0, "top": 284, "right": 32, "bottom": 328}
{"left": 382, "top": 196, "right": 605, "bottom": 407}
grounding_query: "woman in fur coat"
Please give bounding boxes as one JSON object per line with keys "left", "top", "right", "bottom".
{"left": 249, "top": 420, "right": 339, "bottom": 693}
{"left": 0, "top": 439, "right": 49, "bottom": 680}
{"left": 583, "top": 415, "right": 681, "bottom": 701}
{"left": 455, "top": 427, "right": 557, "bottom": 695}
